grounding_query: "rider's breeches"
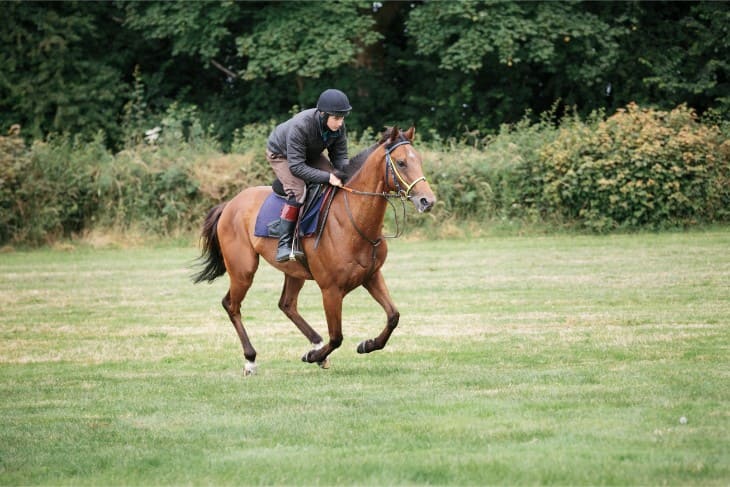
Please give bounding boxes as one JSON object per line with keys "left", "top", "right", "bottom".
{"left": 266, "top": 150, "right": 332, "bottom": 204}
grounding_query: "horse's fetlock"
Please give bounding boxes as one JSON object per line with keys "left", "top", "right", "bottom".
{"left": 387, "top": 312, "right": 400, "bottom": 330}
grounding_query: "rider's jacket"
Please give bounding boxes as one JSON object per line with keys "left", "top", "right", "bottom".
{"left": 267, "top": 108, "right": 348, "bottom": 184}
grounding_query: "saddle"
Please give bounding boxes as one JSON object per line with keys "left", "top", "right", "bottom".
{"left": 253, "top": 180, "right": 334, "bottom": 239}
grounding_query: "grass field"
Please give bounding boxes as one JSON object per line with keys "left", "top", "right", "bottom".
{"left": 1, "top": 230, "right": 729, "bottom": 485}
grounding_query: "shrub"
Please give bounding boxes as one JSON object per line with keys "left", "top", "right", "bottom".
{"left": 0, "top": 131, "right": 108, "bottom": 245}
{"left": 0, "top": 129, "right": 30, "bottom": 244}
{"left": 423, "top": 111, "right": 561, "bottom": 223}
{"left": 539, "top": 103, "right": 729, "bottom": 230}
{"left": 96, "top": 144, "right": 215, "bottom": 234}
{"left": 3, "top": 103, "right": 728, "bottom": 246}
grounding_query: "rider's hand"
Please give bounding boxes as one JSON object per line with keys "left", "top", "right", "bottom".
{"left": 329, "top": 173, "right": 343, "bottom": 187}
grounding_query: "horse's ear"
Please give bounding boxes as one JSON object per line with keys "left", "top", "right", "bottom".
{"left": 389, "top": 126, "right": 400, "bottom": 143}
{"left": 404, "top": 126, "right": 415, "bottom": 141}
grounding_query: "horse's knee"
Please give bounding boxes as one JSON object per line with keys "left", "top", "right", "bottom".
{"left": 387, "top": 311, "right": 400, "bottom": 330}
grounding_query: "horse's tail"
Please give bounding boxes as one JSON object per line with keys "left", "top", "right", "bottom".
{"left": 192, "top": 202, "right": 228, "bottom": 284}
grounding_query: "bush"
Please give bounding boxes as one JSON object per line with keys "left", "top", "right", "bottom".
{"left": 539, "top": 103, "right": 730, "bottom": 230}
{"left": 2, "top": 103, "right": 728, "bottom": 247}
{"left": 423, "top": 110, "right": 561, "bottom": 223}
{"left": 96, "top": 143, "right": 216, "bottom": 234}
{"left": 0, "top": 129, "right": 30, "bottom": 244}
{"left": 93, "top": 118, "right": 275, "bottom": 236}
{"left": 0, "top": 131, "right": 107, "bottom": 245}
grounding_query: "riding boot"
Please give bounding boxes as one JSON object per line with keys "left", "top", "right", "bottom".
{"left": 276, "top": 202, "right": 304, "bottom": 262}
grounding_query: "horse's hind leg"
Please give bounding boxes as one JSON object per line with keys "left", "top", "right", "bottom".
{"left": 279, "top": 275, "right": 324, "bottom": 347}
{"left": 222, "top": 254, "right": 260, "bottom": 375}
{"left": 357, "top": 270, "right": 400, "bottom": 354}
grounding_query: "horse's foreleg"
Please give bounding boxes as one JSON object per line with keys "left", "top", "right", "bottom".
{"left": 302, "top": 288, "right": 343, "bottom": 366}
{"left": 279, "top": 275, "right": 324, "bottom": 347}
{"left": 357, "top": 270, "right": 400, "bottom": 354}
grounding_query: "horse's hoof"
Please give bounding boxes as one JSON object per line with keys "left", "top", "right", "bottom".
{"left": 357, "top": 340, "right": 372, "bottom": 354}
{"left": 318, "top": 357, "right": 330, "bottom": 369}
{"left": 244, "top": 361, "right": 257, "bottom": 376}
{"left": 301, "top": 351, "right": 313, "bottom": 363}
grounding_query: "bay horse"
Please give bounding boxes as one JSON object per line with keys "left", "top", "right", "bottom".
{"left": 192, "top": 126, "right": 436, "bottom": 375}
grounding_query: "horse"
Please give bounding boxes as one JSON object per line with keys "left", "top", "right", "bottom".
{"left": 192, "top": 126, "right": 436, "bottom": 375}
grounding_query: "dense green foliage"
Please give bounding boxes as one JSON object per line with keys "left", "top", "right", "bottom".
{"left": 1, "top": 1, "right": 728, "bottom": 147}
{"left": 2, "top": 103, "right": 728, "bottom": 246}
{"left": 539, "top": 104, "right": 730, "bottom": 230}
{"left": 417, "top": 104, "right": 730, "bottom": 233}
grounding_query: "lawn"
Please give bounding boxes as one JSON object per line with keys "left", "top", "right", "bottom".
{"left": 1, "top": 230, "right": 728, "bottom": 485}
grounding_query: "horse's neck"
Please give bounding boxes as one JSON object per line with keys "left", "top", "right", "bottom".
{"left": 338, "top": 148, "right": 389, "bottom": 231}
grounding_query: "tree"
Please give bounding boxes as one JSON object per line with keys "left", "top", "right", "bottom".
{"left": 404, "top": 1, "right": 628, "bottom": 131}
{"left": 235, "top": 2, "right": 382, "bottom": 99}
{"left": 0, "top": 2, "right": 128, "bottom": 141}
{"left": 634, "top": 2, "right": 730, "bottom": 115}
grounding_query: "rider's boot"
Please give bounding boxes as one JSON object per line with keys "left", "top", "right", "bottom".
{"left": 276, "top": 201, "right": 304, "bottom": 262}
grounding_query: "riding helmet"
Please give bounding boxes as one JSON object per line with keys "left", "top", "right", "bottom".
{"left": 316, "top": 89, "right": 352, "bottom": 117}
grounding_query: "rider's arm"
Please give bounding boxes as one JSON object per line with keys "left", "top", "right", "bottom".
{"left": 287, "top": 125, "right": 331, "bottom": 184}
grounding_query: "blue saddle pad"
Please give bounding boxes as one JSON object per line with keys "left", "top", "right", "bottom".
{"left": 254, "top": 192, "right": 323, "bottom": 238}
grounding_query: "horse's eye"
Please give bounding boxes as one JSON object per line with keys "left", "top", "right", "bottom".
{"left": 397, "top": 159, "right": 406, "bottom": 168}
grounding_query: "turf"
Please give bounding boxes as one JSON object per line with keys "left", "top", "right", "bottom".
{"left": 1, "top": 230, "right": 728, "bottom": 485}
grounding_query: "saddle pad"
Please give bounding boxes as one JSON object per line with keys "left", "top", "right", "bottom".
{"left": 253, "top": 192, "right": 323, "bottom": 238}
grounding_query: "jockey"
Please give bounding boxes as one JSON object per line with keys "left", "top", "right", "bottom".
{"left": 266, "top": 88, "right": 351, "bottom": 262}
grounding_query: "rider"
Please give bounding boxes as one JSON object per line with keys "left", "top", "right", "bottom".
{"left": 266, "top": 88, "right": 351, "bottom": 262}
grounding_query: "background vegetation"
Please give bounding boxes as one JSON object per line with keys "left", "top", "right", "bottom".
{"left": 1, "top": 1, "right": 729, "bottom": 246}
{"left": 2, "top": 1, "right": 729, "bottom": 146}
{"left": 1, "top": 102, "right": 728, "bottom": 246}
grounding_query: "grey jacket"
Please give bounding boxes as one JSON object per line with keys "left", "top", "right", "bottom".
{"left": 267, "top": 108, "right": 348, "bottom": 184}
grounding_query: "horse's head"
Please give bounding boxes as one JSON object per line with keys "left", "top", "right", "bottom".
{"left": 383, "top": 126, "right": 436, "bottom": 213}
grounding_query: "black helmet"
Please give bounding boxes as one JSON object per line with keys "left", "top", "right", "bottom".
{"left": 316, "top": 89, "right": 352, "bottom": 117}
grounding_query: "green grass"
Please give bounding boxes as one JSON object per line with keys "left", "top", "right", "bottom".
{"left": 1, "top": 230, "right": 729, "bottom": 485}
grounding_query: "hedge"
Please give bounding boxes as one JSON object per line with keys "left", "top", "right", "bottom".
{"left": 1, "top": 104, "right": 728, "bottom": 246}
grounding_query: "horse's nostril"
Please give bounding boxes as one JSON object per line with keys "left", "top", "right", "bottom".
{"left": 420, "top": 198, "right": 433, "bottom": 211}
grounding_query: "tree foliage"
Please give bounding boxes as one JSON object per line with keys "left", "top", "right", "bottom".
{"left": 0, "top": 1, "right": 128, "bottom": 141}
{"left": 236, "top": 2, "right": 381, "bottom": 82}
{"left": 0, "top": 0, "right": 727, "bottom": 148}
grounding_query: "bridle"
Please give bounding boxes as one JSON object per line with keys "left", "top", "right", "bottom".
{"left": 315, "top": 139, "right": 427, "bottom": 256}
{"left": 339, "top": 139, "right": 427, "bottom": 200}
{"left": 384, "top": 140, "right": 427, "bottom": 198}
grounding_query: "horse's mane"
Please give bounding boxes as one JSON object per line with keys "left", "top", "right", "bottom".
{"left": 345, "top": 127, "right": 406, "bottom": 179}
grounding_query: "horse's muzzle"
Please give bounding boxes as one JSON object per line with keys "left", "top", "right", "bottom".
{"left": 412, "top": 195, "right": 435, "bottom": 213}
